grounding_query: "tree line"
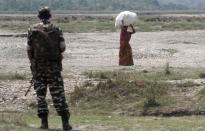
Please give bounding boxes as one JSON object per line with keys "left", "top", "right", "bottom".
{"left": 0, "top": 0, "right": 197, "bottom": 12}
{"left": 0, "top": 0, "right": 160, "bottom": 11}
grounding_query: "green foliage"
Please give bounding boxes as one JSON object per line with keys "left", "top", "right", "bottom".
{"left": 2, "top": 0, "right": 205, "bottom": 11}
{"left": 0, "top": 0, "right": 160, "bottom": 11}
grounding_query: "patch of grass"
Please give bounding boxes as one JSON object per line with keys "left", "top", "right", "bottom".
{"left": 71, "top": 78, "right": 170, "bottom": 115}
{"left": 0, "top": 112, "right": 27, "bottom": 128}
{"left": 28, "top": 102, "right": 38, "bottom": 109}
{"left": 2, "top": 15, "right": 205, "bottom": 32}
{"left": 143, "top": 81, "right": 166, "bottom": 108}
{"left": 2, "top": 112, "right": 205, "bottom": 131}
{"left": 82, "top": 80, "right": 95, "bottom": 87}
{"left": 161, "top": 48, "right": 178, "bottom": 56}
{"left": 57, "top": 19, "right": 116, "bottom": 33}
{"left": 175, "top": 81, "right": 201, "bottom": 93}
{"left": 177, "top": 81, "right": 200, "bottom": 88}
{"left": 84, "top": 71, "right": 108, "bottom": 79}
{"left": 199, "top": 73, "right": 205, "bottom": 78}
{"left": 198, "top": 87, "right": 205, "bottom": 98}
{"left": 0, "top": 20, "right": 31, "bottom": 32}
{"left": 84, "top": 68, "right": 201, "bottom": 81}
{"left": 165, "top": 62, "right": 171, "bottom": 75}
{"left": 138, "top": 16, "right": 205, "bottom": 32}
{"left": 0, "top": 71, "right": 28, "bottom": 80}
{"left": 74, "top": 69, "right": 205, "bottom": 116}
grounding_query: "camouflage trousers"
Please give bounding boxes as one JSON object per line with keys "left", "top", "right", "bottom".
{"left": 33, "top": 71, "right": 69, "bottom": 118}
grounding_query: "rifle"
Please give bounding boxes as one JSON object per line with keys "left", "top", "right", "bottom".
{"left": 25, "top": 78, "right": 34, "bottom": 96}
{"left": 25, "top": 65, "right": 34, "bottom": 96}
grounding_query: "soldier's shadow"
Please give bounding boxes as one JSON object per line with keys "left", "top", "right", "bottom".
{"left": 48, "top": 129, "right": 81, "bottom": 131}
{"left": 48, "top": 129, "right": 62, "bottom": 131}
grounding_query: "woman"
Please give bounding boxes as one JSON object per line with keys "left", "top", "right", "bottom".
{"left": 119, "top": 21, "right": 135, "bottom": 66}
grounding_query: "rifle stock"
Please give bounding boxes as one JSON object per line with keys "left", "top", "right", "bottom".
{"left": 25, "top": 80, "right": 33, "bottom": 96}
{"left": 25, "top": 65, "right": 34, "bottom": 96}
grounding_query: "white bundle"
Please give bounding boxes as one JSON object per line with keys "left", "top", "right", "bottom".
{"left": 115, "top": 11, "right": 138, "bottom": 28}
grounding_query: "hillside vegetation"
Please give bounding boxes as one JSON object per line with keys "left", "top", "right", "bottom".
{"left": 1, "top": 0, "right": 205, "bottom": 11}
{"left": 0, "top": 0, "right": 160, "bottom": 11}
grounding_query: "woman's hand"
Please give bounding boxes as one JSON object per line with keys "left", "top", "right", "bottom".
{"left": 129, "top": 24, "right": 136, "bottom": 34}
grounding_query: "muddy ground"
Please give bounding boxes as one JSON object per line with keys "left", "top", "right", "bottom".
{"left": 0, "top": 30, "right": 205, "bottom": 112}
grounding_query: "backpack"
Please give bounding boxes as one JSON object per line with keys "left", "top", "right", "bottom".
{"left": 31, "top": 23, "right": 61, "bottom": 62}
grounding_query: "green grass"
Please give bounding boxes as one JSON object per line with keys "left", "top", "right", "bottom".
{"left": 135, "top": 20, "right": 205, "bottom": 32}
{"left": 1, "top": 68, "right": 205, "bottom": 130}
{"left": 0, "top": 71, "right": 28, "bottom": 80}
{"left": 70, "top": 78, "right": 172, "bottom": 116}
{"left": 57, "top": 19, "right": 116, "bottom": 33}
{"left": 1, "top": 112, "right": 205, "bottom": 131}
{"left": 83, "top": 68, "right": 203, "bottom": 81}
{"left": 0, "top": 20, "right": 31, "bottom": 32}
{"left": 2, "top": 15, "right": 205, "bottom": 33}
{"left": 72, "top": 68, "right": 205, "bottom": 116}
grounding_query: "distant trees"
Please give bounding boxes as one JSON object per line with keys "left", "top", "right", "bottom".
{"left": 160, "top": 3, "right": 189, "bottom": 10}
{"left": 158, "top": 0, "right": 205, "bottom": 10}
{"left": 3, "top": 0, "right": 205, "bottom": 12}
{"left": 0, "top": 0, "right": 161, "bottom": 11}
{"left": 3, "top": 0, "right": 201, "bottom": 11}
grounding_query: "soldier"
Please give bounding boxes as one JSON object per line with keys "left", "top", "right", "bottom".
{"left": 27, "top": 7, "right": 72, "bottom": 131}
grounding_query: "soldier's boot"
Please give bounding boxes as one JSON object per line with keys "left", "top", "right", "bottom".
{"left": 40, "top": 115, "right": 48, "bottom": 129}
{"left": 61, "top": 113, "right": 72, "bottom": 131}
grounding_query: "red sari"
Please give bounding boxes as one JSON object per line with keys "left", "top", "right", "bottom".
{"left": 119, "top": 26, "right": 134, "bottom": 66}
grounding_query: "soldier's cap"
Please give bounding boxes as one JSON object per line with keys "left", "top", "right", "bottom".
{"left": 38, "top": 6, "right": 51, "bottom": 20}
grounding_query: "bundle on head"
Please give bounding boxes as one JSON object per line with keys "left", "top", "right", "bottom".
{"left": 115, "top": 11, "right": 138, "bottom": 28}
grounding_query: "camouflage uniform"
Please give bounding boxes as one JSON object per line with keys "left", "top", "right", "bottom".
{"left": 27, "top": 22, "right": 69, "bottom": 117}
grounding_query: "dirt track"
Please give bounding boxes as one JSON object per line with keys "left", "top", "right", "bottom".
{"left": 65, "top": 30, "right": 205, "bottom": 68}
{"left": 1, "top": 30, "right": 205, "bottom": 111}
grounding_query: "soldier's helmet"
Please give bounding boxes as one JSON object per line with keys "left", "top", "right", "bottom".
{"left": 38, "top": 6, "right": 51, "bottom": 20}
